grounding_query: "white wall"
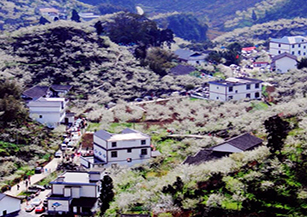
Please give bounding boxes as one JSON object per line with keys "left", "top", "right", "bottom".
{"left": 94, "top": 136, "right": 107, "bottom": 148}
{"left": 72, "top": 187, "right": 81, "bottom": 198}
{"left": 270, "top": 42, "right": 290, "bottom": 56}
{"left": 270, "top": 42, "right": 307, "bottom": 57}
{"left": 107, "top": 138, "right": 150, "bottom": 149}
{"left": 209, "top": 84, "right": 227, "bottom": 101}
{"left": 209, "top": 83, "right": 261, "bottom": 101}
{"left": 80, "top": 185, "right": 97, "bottom": 198}
{"left": 107, "top": 147, "right": 151, "bottom": 163}
{"left": 94, "top": 144, "right": 107, "bottom": 162}
{"left": 0, "top": 196, "right": 20, "bottom": 216}
{"left": 52, "top": 184, "right": 64, "bottom": 195}
{"left": 275, "top": 57, "right": 297, "bottom": 73}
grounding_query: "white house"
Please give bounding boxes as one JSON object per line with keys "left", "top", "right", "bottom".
{"left": 81, "top": 128, "right": 152, "bottom": 168}
{"left": 269, "top": 36, "right": 307, "bottom": 57}
{"left": 0, "top": 193, "right": 20, "bottom": 216}
{"left": 27, "top": 97, "right": 67, "bottom": 128}
{"left": 271, "top": 52, "right": 297, "bottom": 73}
{"left": 47, "top": 171, "right": 103, "bottom": 216}
{"left": 209, "top": 77, "right": 262, "bottom": 101}
{"left": 174, "top": 49, "right": 207, "bottom": 65}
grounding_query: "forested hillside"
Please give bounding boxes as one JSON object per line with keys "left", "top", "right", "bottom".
{"left": 0, "top": 0, "right": 91, "bottom": 31}
{"left": 0, "top": 18, "right": 203, "bottom": 113}
{"left": 0, "top": 80, "right": 59, "bottom": 190}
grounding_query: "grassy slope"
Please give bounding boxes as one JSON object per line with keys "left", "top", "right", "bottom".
{"left": 89, "top": 70, "right": 307, "bottom": 216}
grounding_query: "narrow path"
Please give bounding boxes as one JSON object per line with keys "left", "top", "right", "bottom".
{"left": 5, "top": 157, "right": 62, "bottom": 197}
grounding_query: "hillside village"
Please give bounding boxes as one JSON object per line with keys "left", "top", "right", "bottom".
{"left": 2, "top": 1, "right": 307, "bottom": 216}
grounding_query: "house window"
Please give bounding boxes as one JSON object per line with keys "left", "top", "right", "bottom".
{"left": 112, "top": 142, "right": 117, "bottom": 147}
{"left": 255, "top": 92, "right": 260, "bottom": 98}
{"left": 278, "top": 50, "right": 281, "bottom": 54}
{"left": 228, "top": 96, "right": 233, "bottom": 100}
{"left": 235, "top": 90, "right": 238, "bottom": 93}
{"left": 141, "top": 140, "right": 146, "bottom": 145}
{"left": 304, "top": 52, "right": 306, "bottom": 56}
{"left": 61, "top": 102, "right": 64, "bottom": 109}
{"left": 228, "top": 86, "right": 233, "bottom": 92}
{"left": 278, "top": 44, "right": 281, "bottom": 47}
{"left": 111, "top": 151, "right": 117, "bottom": 158}
{"left": 292, "top": 51, "right": 295, "bottom": 55}
{"left": 246, "top": 93, "right": 251, "bottom": 98}
{"left": 298, "top": 51, "right": 301, "bottom": 55}
{"left": 304, "top": 46, "right": 306, "bottom": 49}
{"left": 246, "top": 84, "right": 251, "bottom": 90}
{"left": 255, "top": 83, "right": 260, "bottom": 89}
{"left": 292, "top": 44, "right": 295, "bottom": 48}
{"left": 216, "top": 97, "right": 219, "bottom": 99}
{"left": 299, "top": 44, "right": 301, "bottom": 48}
{"left": 127, "top": 148, "right": 132, "bottom": 153}
{"left": 216, "top": 87, "right": 219, "bottom": 89}
{"left": 39, "top": 115, "right": 43, "bottom": 118}
{"left": 141, "top": 149, "right": 147, "bottom": 155}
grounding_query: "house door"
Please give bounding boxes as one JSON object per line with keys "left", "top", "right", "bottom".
{"left": 3, "top": 210, "right": 7, "bottom": 216}
{"left": 64, "top": 117, "right": 69, "bottom": 125}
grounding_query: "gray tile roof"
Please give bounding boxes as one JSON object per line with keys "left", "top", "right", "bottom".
{"left": 0, "top": 193, "right": 6, "bottom": 200}
{"left": 271, "top": 36, "right": 307, "bottom": 44}
{"left": 170, "top": 65, "right": 196, "bottom": 76}
{"left": 174, "top": 49, "right": 196, "bottom": 61}
{"left": 272, "top": 52, "right": 297, "bottom": 62}
{"left": 22, "top": 85, "right": 50, "bottom": 100}
{"left": 183, "top": 133, "right": 263, "bottom": 165}
{"left": 223, "top": 132, "right": 263, "bottom": 151}
{"left": 121, "top": 128, "right": 139, "bottom": 134}
{"left": 94, "top": 130, "right": 113, "bottom": 140}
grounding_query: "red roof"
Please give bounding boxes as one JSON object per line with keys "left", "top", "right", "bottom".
{"left": 242, "top": 47, "right": 256, "bottom": 51}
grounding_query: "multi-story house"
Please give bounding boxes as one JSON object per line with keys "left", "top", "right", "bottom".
{"left": 23, "top": 85, "right": 72, "bottom": 128}
{"left": 209, "top": 77, "right": 262, "bottom": 101}
{"left": 27, "top": 97, "right": 67, "bottom": 128}
{"left": 269, "top": 36, "right": 307, "bottom": 57}
{"left": 81, "top": 128, "right": 152, "bottom": 168}
{"left": 47, "top": 171, "right": 103, "bottom": 216}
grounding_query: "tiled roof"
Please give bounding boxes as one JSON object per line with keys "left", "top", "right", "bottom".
{"left": 0, "top": 194, "right": 6, "bottom": 200}
{"left": 174, "top": 49, "right": 196, "bottom": 61}
{"left": 170, "top": 65, "right": 196, "bottom": 76}
{"left": 183, "top": 149, "right": 218, "bottom": 165}
{"left": 121, "top": 128, "right": 139, "bottom": 134}
{"left": 209, "top": 77, "right": 262, "bottom": 87}
{"left": 22, "top": 85, "right": 49, "bottom": 100}
{"left": 272, "top": 52, "right": 297, "bottom": 62}
{"left": 94, "top": 130, "right": 113, "bottom": 140}
{"left": 183, "top": 133, "right": 263, "bottom": 165}
{"left": 271, "top": 36, "right": 307, "bottom": 44}
{"left": 222, "top": 132, "right": 263, "bottom": 151}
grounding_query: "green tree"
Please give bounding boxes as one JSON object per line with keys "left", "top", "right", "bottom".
{"left": 39, "top": 16, "right": 50, "bottom": 25}
{"left": 297, "top": 57, "right": 307, "bottom": 69}
{"left": 99, "top": 175, "right": 114, "bottom": 216}
{"left": 71, "top": 9, "right": 81, "bottom": 22}
{"left": 105, "top": 12, "right": 174, "bottom": 47}
{"left": 264, "top": 115, "right": 290, "bottom": 155}
{"left": 144, "top": 47, "right": 177, "bottom": 76}
{"left": 94, "top": 21, "right": 104, "bottom": 35}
